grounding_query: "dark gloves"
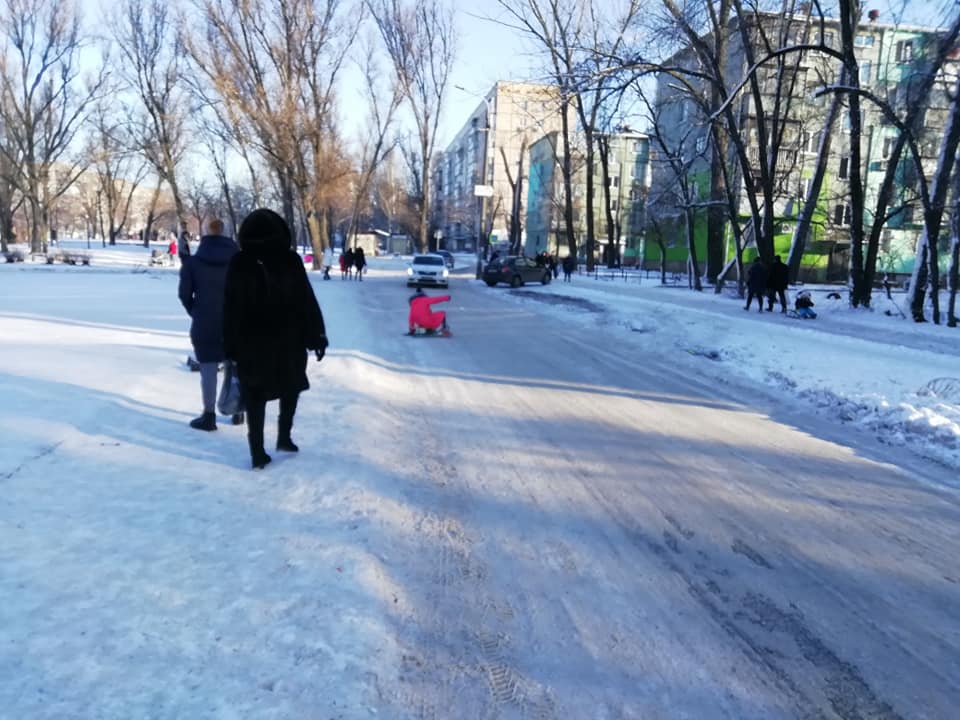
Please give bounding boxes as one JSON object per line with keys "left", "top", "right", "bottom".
{"left": 314, "top": 336, "right": 328, "bottom": 362}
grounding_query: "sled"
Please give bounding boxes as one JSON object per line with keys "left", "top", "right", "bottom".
{"left": 405, "top": 327, "right": 452, "bottom": 338}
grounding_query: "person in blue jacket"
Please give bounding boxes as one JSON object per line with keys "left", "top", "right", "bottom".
{"left": 178, "top": 218, "right": 239, "bottom": 431}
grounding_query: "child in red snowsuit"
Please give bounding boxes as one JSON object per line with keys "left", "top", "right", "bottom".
{"left": 408, "top": 289, "right": 450, "bottom": 334}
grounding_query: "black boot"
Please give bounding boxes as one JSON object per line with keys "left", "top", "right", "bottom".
{"left": 276, "top": 393, "right": 299, "bottom": 452}
{"left": 249, "top": 429, "right": 272, "bottom": 469}
{"left": 251, "top": 449, "right": 272, "bottom": 469}
{"left": 231, "top": 412, "right": 244, "bottom": 425}
{"left": 276, "top": 437, "right": 299, "bottom": 452}
{"left": 247, "top": 416, "right": 271, "bottom": 469}
{"left": 189, "top": 411, "right": 217, "bottom": 431}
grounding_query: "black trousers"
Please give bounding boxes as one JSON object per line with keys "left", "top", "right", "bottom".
{"left": 244, "top": 387, "right": 299, "bottom": 454}
{"left": 767, "top": 288, "right": 787, "bottom": 311}
{"left": 745, "top": 290, "right": 764, "bottom": 310}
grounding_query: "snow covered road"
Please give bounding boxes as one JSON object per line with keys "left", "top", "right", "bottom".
{"left": 1, "top": 263, "right": 958, "bottom": 719}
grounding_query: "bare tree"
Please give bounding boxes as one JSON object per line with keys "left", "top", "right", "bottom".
{"left": 187, "top": 0, "right": 358, "bottom": 263}
{"left": 500, "top": 139, "right": 528, "bottom": 254}
{"left": 111, "top": 0, "right": 191, "bottom": 250}
{"left": 948, "top": 151, "right": 960, "bottom": 327}
{"left": 0, "top": 0, "right": 105, "bottom": 254}
{"left": 368, "top": 0, "right": 455, "bottom": 253}
{"left": 85, "top": 97, "right": 150, "bottom": 246}
{"left": 0, "top": 120, "right": 21, "bottom": 252}
{"left": 346, "top": 35, "right": 403, "bottom": 250}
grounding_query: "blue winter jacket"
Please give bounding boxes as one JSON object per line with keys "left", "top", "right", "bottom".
{"left": 179, "top": 234, "right": 239, "bottom": 363}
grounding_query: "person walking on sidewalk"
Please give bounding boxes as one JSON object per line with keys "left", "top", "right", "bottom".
{"left": 322, "top": 245, "right": 334, "bottom": 280}
{"left": 224, "top": 208, "right": 328, "bottom": 470}
{"left": 766, "top": 255, "right": 789, "bottom": 313}
{"left": 745, "top": 256, "right": 768, "bottom": 312}
{"left": 562, "top": 254, "right": 576, "bottom": 282}
{"left": 354, "top": 246, "right": 366, "bottom": 281}
{"left": 343, "top": 247, "right": 354, "bottom": 280}
{"left": 178, "top": 218, "right": 239, "bottom": 431}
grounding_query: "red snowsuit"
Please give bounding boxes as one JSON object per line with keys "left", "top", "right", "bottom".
{"left": 409, "top": 294, "right": 450, "bottom": 332}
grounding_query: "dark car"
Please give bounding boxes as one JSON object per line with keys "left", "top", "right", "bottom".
{"left": 483, "top": 255, "right": 552, "bottom": 287}
{"left": 435, "top": 250, "right": 455, "bottom": 270}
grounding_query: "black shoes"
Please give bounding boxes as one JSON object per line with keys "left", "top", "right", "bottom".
{"left": 189, "top": 412, "right": 217, "bottom": 431}
{"left": 276, "top": 437, "right": 299, "bottom": 453}
{"left": 251, "top": 451, "right": 272, "bottom": 470}
{"left": 231, "top": 413, "right": 245, "bottom": 425}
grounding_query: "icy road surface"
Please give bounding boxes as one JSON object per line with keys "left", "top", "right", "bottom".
{"left": 0, "top": 262, "right": 957, "bottom": 719}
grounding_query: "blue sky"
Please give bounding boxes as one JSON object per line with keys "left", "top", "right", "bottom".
{"left": 73, "top": 0, "right": 948, "bottom": 159}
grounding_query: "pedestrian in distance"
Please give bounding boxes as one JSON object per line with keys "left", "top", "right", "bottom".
{"left": 562, "top": 254, "right": 576, "bottom": 282}
{"left": 167, "top": 234, "right": 178, "bottom": 266}
{"left": 223, "top": 208, "right": 329, "bottom": 470}
{"left": 353, "top": 246, "right": 366, "bottom": 281}
{"left": 178, "top": 218, "right": 240, "bottom": 431}
{"left": 744, "top": 256, "right": 768, "bottom": 312}
{"left": 322, "top": 245, "right": 334, "bottom": 280}
{"left": 550, "top": 255, "right": 559, "bottom": 279}
{"left": 343, "top": 247, "right": 355, "bottom": 280}
{"left": 338, "top": 250, "right": 347, "bottom": 279}
{"left": 766, "top": 254, "right": 789, "bottom": 313}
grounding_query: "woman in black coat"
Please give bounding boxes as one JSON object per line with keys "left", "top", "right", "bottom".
{"left": 353, "top": 246, "right": 366, "bottom": 281}
{"left": 224, "top": 208, "right": 328, "bottom": 469}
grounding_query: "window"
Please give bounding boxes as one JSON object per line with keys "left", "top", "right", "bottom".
{"left": 799, "top": 177, "right": 813, "bottom": 200}
{"left": 859, "top": 61, "right": 872, "bottom": 84}
{"left": 823, "top": 31, "right": 835, "bottom": 47}
{"left": 803, "top": 130, "right": 819, "bottom": 153}
{"left": 854, "top": 34, "right": 875, "bottom": 47}
{"left": 611, "top": 176, "right": 620, "bottom": 188}
{"left": 834, "top": 203, "right": 852, "bottom": 226}
{"left": 882, "top": 136, "right": 896, "bottom": 159}
{"left": 839, "top": 156, "right": 850, "bottom": 179}
{"left": 903, "top": 205, "right": 915, "bottom": 224}
{"left": 611, "top": 200, "right": 619, "bottom": 212}
{"left": 896, "top": 40, "right": 914, "bottom": 63}
{"left": 696, "top": 136, "right": 707, "bottom": 154}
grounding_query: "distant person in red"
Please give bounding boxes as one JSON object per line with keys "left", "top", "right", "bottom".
{"left": 167, "top": 235, "right": 178, "bottom": 266}
{"left": 408, "top": 288, "right": 450, "bottom": 334}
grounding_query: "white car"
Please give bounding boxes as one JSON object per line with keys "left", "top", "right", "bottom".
{"left": 407, "top": 254, "right": 449, "bottom": 288}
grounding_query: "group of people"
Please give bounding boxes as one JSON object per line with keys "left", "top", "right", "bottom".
{"left": 178, "top": 210, "right": 329, "bottom": 469}
{"left": 745, "top": 254, "right": 816, "bottom": 318}
{"left": 339, "top": 246, "right": 367, "bottom": 280}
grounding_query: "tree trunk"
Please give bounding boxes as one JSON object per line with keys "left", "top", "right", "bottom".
{"left": 598, "top": 135, "right": 616, "bottom": 268}
{"left": 948, "top": 161, "right": 960, "bottom": 327}
{"left": 559, "top": 101, "right": 577, "bottom": 259}
{"left": 686, "top": 208, "right": 703, "bottom": 290}
{"left": 584, "top": 134, "right": 596, "bottom": 272}
{"left": 907, "top": 72, "right": 960, "bottom": 322}
{"left": 787, "top": 84, "right": 843, "bottom": 283}
{"left": 839, "top": 0, "right": 868, "bottom": 306}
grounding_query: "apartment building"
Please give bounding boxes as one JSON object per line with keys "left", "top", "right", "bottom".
{"left": 432, "top": 81, "right": 565, "bottom": 252}
{"left": 525, "top": 130, "right": 652, "bottom": 264}
{"left": 650, "top": 10, "right": 955, "bottom": 280}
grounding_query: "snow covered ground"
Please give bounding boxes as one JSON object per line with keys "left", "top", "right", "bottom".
{"left": 487, "top": 267, "right": 960, "bottom": 477}
{"left": 1, "top": 240, "right": 959, "bottom": 718}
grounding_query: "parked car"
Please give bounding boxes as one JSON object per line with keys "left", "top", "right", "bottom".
{"left": 483, "top": 255, "right": 552, "bottom": 287}
{"left": 435, "top": 250, "right": 455, "bottom": 270}
{"left": 407, "top": 253, "right": 449, "bottom": 288}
